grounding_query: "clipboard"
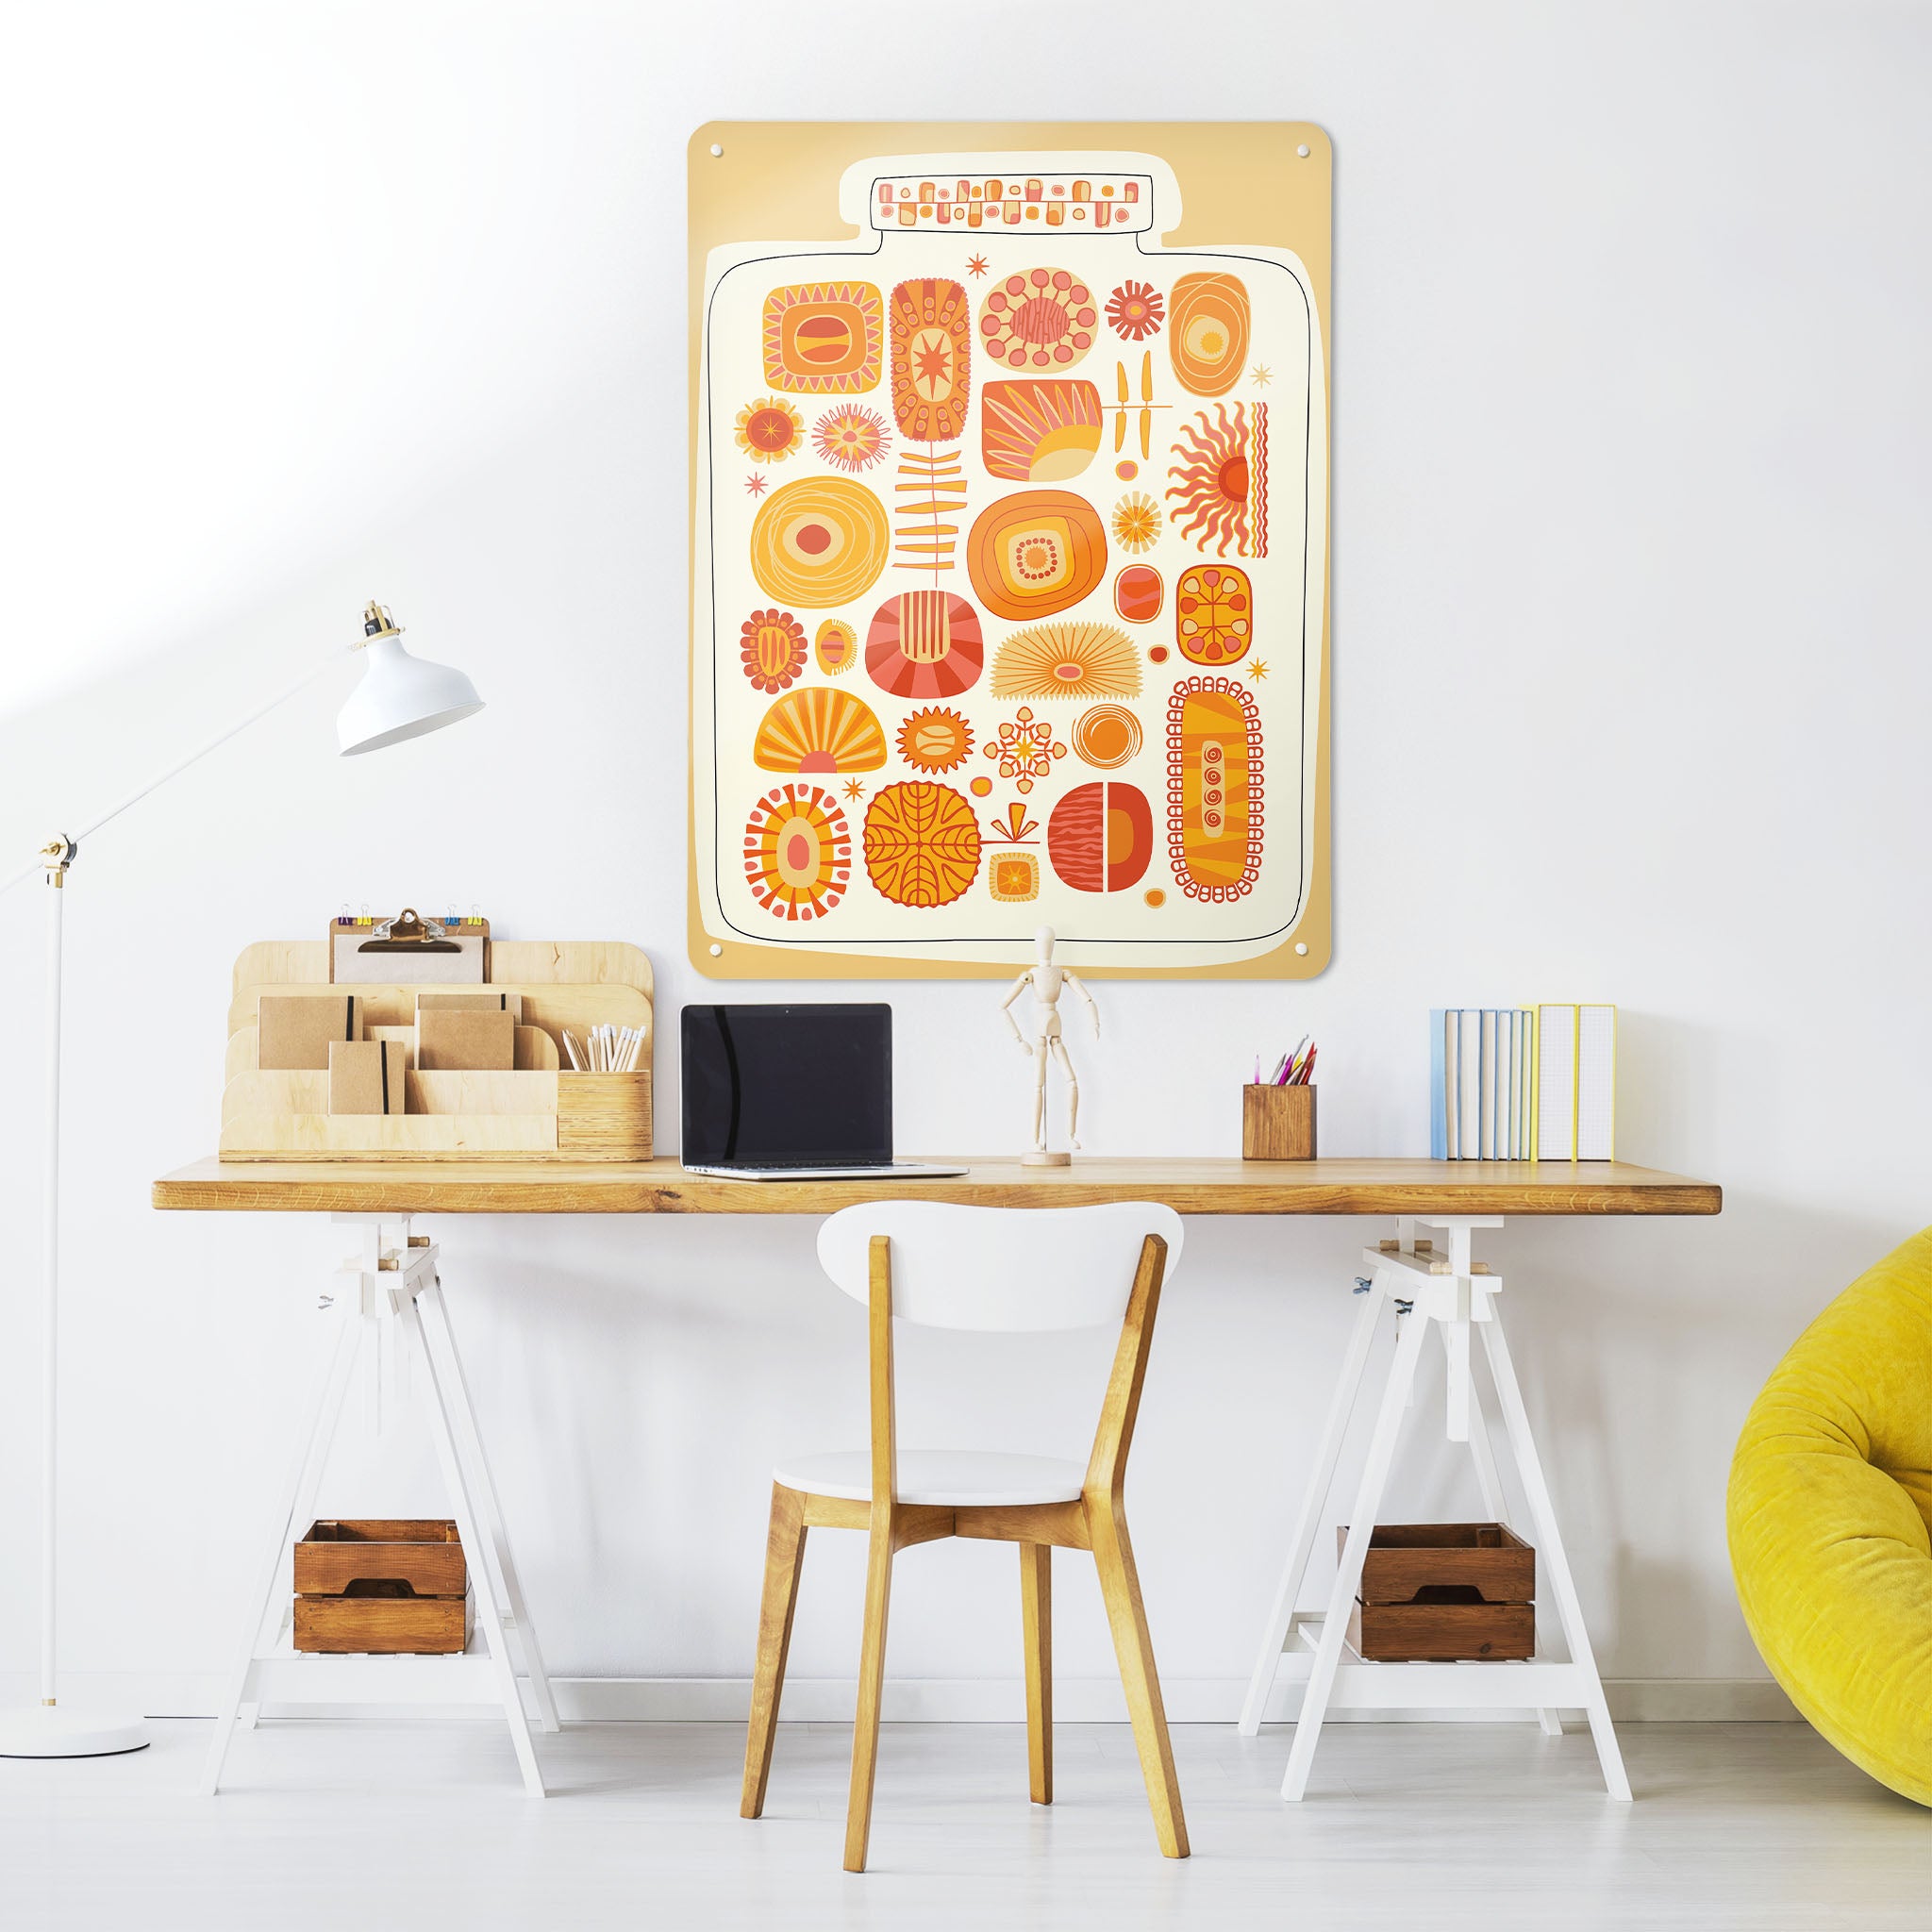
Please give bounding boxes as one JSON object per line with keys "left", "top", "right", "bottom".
{"left": 329, "top": 908, "right": 490, "bottom": 985}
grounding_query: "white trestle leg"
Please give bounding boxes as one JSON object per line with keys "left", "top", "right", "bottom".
{"left": 199, "top": 1217, "right": 556, "bottom": 1797}
{"left": 1240, "top": 1217, "right": 1628, "bottom": 1801}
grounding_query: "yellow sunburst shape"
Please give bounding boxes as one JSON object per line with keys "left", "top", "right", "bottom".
{"left": 735, "top": 395, "right": 804, "bottom": 464}
{"left": 1110, "top": 491, "right": 1162, "bottom": 554}
{"left": 1248, "top": 659, "right": 1270, "bottom": 681}
{"left": 991, "top": 621, "right": 1142, "bottom": 701}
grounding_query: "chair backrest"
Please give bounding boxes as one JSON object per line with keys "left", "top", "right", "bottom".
{"left": 816, "top": 1201, "right": 1185, "bottom": 1331}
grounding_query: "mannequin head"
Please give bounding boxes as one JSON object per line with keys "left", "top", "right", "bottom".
{"left": 1034, "top": 924, "right": 1056, "bottom": 964}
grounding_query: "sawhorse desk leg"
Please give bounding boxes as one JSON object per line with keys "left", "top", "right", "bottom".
{"left": 200, "top": 1218, "right": 558, "bottom": 1797}
{"left": 1238, "top": 1217, "right": 1629, "bottom": 1802}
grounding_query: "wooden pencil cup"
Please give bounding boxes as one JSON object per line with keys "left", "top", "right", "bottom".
{"left": 1243, "top": 1083, "right": 1316, "bottom": 1160}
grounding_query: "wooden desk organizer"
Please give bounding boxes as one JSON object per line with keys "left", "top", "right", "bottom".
{"left": 220, "top": 939, "right": 652, "bottom": 1161}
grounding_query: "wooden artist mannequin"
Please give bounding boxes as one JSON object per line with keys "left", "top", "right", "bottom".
{"left": 1000, "top": 924, "right": 1100, "bottom": 1165}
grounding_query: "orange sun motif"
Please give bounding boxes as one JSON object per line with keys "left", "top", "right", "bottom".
{"left": 1166, "top": 402, "right": 1268, "bottom": 558}
{"left": 1110, "top": 491, "right": 1162, "bottom": 554}
{"left": 966, "top": 253, "right": 990, "bottom": 278}
{"left": 896, "top": 707, "right": 974, "bottom": 774}
{"left": 735, "top": 395, "right": 803, "bottom": 464}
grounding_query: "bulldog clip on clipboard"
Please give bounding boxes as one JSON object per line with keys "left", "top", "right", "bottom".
{"left": 329, "top": 908, "right": 490, "bottom": 984}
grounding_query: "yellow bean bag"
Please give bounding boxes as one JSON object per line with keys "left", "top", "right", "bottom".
{"left": 1728, "top": 1225, "right": 1932, "bottom": 1805}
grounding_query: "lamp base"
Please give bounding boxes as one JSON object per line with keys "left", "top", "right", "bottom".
{"left": 0, "top": 1704, "right": 150, "bottom": 1758}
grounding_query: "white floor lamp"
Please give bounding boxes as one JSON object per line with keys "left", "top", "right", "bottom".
{"left": 0, "top": 602, "right": 483, "bottom": 1757}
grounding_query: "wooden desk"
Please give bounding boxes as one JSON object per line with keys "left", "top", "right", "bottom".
{"left": 153, "top": 1155, "right": 1720, "bottom": 1219}
{"left": 157, "top": 1152, "right": 1717, "bottom": 1805}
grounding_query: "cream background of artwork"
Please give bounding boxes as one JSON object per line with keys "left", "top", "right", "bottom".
{"left": 2, "top": 0, "right": 1928, "bottom": 1720}
{"left": 693, "top": 148, "right": 1324, "bottom": 967}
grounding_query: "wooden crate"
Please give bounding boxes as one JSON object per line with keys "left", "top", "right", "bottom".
{"left": 1341, "top": 1522, "right": 1535, "bottom": 1661}
{"left": 293, "top": 1519, "right": 470, "bottom": 1656}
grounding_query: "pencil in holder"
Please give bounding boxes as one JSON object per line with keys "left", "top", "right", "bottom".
{"left": 1243, "top": 1083, "right": 1317, "bottom": 1160}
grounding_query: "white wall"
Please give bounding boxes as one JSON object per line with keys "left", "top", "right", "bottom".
{"left": 2, "top": 0, "right": 1928, "bottom": 1715}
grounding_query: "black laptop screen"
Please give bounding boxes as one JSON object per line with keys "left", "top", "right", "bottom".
{"left": 681, "top": 1005, "right": 892, "bottom": 1167}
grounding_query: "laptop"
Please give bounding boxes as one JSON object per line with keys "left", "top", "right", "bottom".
{"left": 679, "top": 1004, "right": 967, "bottom": 1181}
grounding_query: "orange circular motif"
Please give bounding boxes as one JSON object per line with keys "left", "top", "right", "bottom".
{"left": 862, "top": 782, "right": 982, "bottom": 908}
{"left": 735, "top": 396, "right": 803, "bottom": 464}
{"left": 896, "top": 707, "right": 974, "bottom": 774}
{"left": 741, "top": 609, "right": 807, "bottom": 692}
{"left": 1175, "top": 564, "right": 1253, "bottom": 667}
{"left": 1073, "top": 704, "right": 1143, "bottom": 770}
{"left": 749, "top": 476, "right": 891, "bottom": 608}
{"left": 969, "top": 775, "right": 993, "bottom": 797}
{"left": 1144, "top": 888, "right": 1167, "bottom": 908}
{"left": 979, "top": 268, "right": 1098, "bottom": 373}
{"left": 744, "top": 785, "right": 851, "bottom": 922}
{"left": 966, "top": 490, "right": 1108, "bottom": 622}
{"left": 1168, "top": 274, "right": 1251, "bottom": 398}
{"left": 1048, "top": 781, "right": 1154, "bottom": 893}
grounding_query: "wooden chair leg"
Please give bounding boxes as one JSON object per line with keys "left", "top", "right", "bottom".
{"left": 1090, "top": 1503, "right": 1189, "bottom": 1858}
{"left": 741, "top": 1483, "right": 808, "bottom": 1820}
{"left": 843, "top": 1522, "right": 895, "bottom": 1872}
{"left": 1020, "top": 1541, "right": 1053, "bottom": 1805}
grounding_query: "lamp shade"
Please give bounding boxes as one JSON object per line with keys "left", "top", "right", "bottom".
{"left": 337, "top": 635, "right": 485, "bottom": 756}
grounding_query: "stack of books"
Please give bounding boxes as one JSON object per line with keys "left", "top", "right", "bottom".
{"left": 1430, "top": 1006, "right": 1616, "bottom": 1161}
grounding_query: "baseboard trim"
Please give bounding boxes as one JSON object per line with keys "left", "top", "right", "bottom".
{"left": 0, "top": 1671, "right": 1800, "bottom": 1724}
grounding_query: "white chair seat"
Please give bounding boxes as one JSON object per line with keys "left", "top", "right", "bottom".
{"left": 774, "top": 1449, "right": 1087, "bottom": 1507}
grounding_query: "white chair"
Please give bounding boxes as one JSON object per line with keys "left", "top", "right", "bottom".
{"left": 739, "top": 1201, "right": 1189, "bottom": 1872}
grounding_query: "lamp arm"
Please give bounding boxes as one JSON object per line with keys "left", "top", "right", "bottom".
{"left": 0, "top": 647, "right": 346, "bottom": 895}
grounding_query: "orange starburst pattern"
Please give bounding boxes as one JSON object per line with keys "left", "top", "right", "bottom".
{"left": 1247, "top": 659, "right": 1269, "bottom": 681}
{"left": 896, "top": 707, "right": 974, "bottom": 774}
{"left": 1106, "top": 280, "right": 1164, "bottom": 342}
{"left": 743, "top": 784, "right": 852, "bottom": 922}
{"left": 965, "top": 253, "right": 990, "bottom": 278}
{"left": 983, "top": 706, "right": 1067, "bottom": 794}
{"left": 735, "top": 395, "right": 803, "bottom": 464}
{"left": 1111, "top": 491, "right": 1162, "bottom": 553}
{"left": 811, "top": 405, "right": 891, "bottom": 475}
{"left": 842, "top": 778, "right": 866, "bottom": 801}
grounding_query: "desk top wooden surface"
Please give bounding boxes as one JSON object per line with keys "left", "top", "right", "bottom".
{"left": 151, "top": 1156, "right": 1721, "bottom": 1218}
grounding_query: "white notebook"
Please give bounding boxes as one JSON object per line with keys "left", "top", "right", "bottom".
{"left": 1536, "top": 1004, "right": 1577, "bottom": 1160}
{"left": 1576, "top": 1005, "right": 1617, "bottom": 1159}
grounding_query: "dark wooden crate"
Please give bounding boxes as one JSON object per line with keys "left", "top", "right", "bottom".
{"left": 293, "top": 1519, "right": 469, "bottom": 1655}
{"left": 1343, "top": 1522, "right": 1534, "bottom": 1606}
{"left": 1341, "top": 1523, "right": 1534, "bottom": 1661}
{"left": 1348, "top": 1597, "right": 1534, "bottom": 1661}
{"left": 293, "top": 1588, "right": 472, "bottom": 1656}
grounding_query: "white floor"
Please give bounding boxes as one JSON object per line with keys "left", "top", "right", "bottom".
{"left": 3, "top": 1718, "right": 1926, "bottom": 1930}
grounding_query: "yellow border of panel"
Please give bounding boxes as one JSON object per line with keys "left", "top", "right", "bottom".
{"left": 687, "top": 121, "right": 1332, "bottom": 981}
